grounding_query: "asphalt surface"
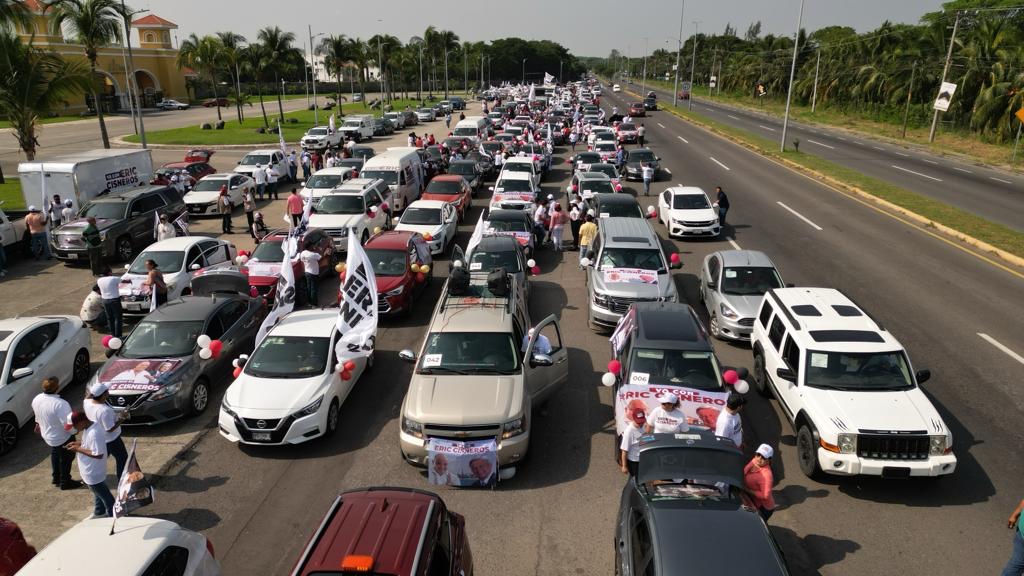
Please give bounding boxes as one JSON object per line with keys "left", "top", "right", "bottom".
{"left": 629, "top": 84, "right": 1024, "bottom": 232}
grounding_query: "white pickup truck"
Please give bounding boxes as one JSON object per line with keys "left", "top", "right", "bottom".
{"left": 300, "top": 126, "right": 342, "bottom": 151}
{"left": 0, "top": 205, "right": 28, "bottom": 258}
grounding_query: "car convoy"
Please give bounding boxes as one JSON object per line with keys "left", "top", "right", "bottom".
{"left": 3, "top": 77, "right": 962, "bottom": 576}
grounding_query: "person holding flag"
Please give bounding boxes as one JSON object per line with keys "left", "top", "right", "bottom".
{"left": 255, "top": 234, "right": 298, "bottom": 344}
{"left": 155, "top": 214, "right": 175, "bottom": 241}
{"left": 335, "top": 232, "right": 378, "bottom": 374}
{"left": 111, "top": 439, "right": 155, "bottom": 526}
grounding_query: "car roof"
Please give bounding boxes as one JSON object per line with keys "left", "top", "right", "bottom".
{"left": 406, "top": 199, "right": 448, "bottom": 210}
{"left": 715, "top": 250, "right": 776, "bottom": 268}
{"left": 366, "top": 230, "right": 417, "bottom": 249}
{"left": 476, "top": 235, "right": 519, "bottom": 252}
{"left": 141, "top": 236, "right": 219, "bottom": 251}
{"left": 598, "top": 217, "right": 658, "bottom": 247}
{"left": 0, "top": 316, "right": 72, "bottom": 350}
{"left": 667, "top": 186, "right": 708, "bottom": 197}
{"left": 310, "top": 167, "right": 354, "bottom": 176}
{"left": 143, "top": 295, "right": 232, "bottom": 322}
{"left": 160, "top": 161, "right": 202, "bottom": 169}
{"left": 766, "top": 288, "right": 899, "bottom": 351}
{"left": 199, "top": 173, "right": 243, "bottom": 181}
{"left": 578, "top": 173, "right": 611, "bottom": 182}
{"left": 497, "top": 171, "right": 532, "bottom": 182}
{"left": 270, "top": 309, "right": 338, "bottom": 338}
{"left": 449, "top": 159, "right": 477, "bottom": 166}
{"left": 650, "top": 504, "right": 786, "bottom": 575}
{"left": 487, "top": 209, "right": 531, "bottom": 222}
{"left": 90, "top": 185, "right": 168, "bottom": 202}
{"left": 631, "top": 302, "right": 711, "bottom": 350}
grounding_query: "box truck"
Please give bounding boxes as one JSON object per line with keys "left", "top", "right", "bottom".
{"left": 18, "top": 149, "right": 154, "bottom": 213}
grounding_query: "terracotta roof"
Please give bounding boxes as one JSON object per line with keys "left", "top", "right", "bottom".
{"left": 23, "top": 0, "right": 45, "bottom": 12}
{"left": 132, "top": 14, "right": 178, "bottom": 28}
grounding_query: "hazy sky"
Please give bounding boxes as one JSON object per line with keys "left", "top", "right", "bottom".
{"left": 132, "top": 0, "right": 948, "bottom": 57}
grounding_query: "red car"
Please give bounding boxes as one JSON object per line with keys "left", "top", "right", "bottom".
{"left": 0, "top": 517, "right": 36, "bottom": 576}
{"left": 421, "top": 175, "right": 473, "bottom": 220}
{"left": 363, "top": 231, "right": 432, "bottom": 317}
{"left": 150, "top": 160, "right": 216, "bottom": 187}
{"left": 629, "top": 102, "right": 646, "bottom": 117}
{"left": 184, "top": 149, "right": 215, "bottom": 163}
{"left": 245, "top": 228, "right": 334, "bottom": 304}
{"left": 291, "top": 487, "right": 472, "bottom": 576}
{"left": 202, "top": 97, "right": 230, "bottom": 108}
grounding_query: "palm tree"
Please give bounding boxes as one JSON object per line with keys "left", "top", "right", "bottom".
{"left": 176, "top": 33, "right": 225, "bottom": 121}
{"left": 369, "top": 34, "right": 401, "bottom": 103}
{"left": 0, "top": 0, "right": 31, "bottom": 30}
{"left": 241, "top": 42, "right": 270, "bottom": 128}
{"left": 48, "top": 0, "right": 128, "bottom": 149}
{"left": 217, "top": 31, "right": 246, "bottom": 123}
{"left": 257, "top": 26, "right": 297, "bottom": 124}
{"left": 0, "top": 29, "right": 92, "bottom": 160}
{"left": 318, "top": 34, "right": 350, "bottom": 115}
{"left": 347, "top": 37, "right": 369, "bottom": 103}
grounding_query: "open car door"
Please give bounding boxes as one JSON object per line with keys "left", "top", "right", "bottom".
{"left": 523, "top": 314, "right": 569, "bottom": 406}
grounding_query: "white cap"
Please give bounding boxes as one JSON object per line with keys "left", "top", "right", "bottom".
{"left": 756, "top": 444, "right": 774, "bottom": 459}
{"left": 88, "top": 382, "right": 109, "bottom": 397}
{"left": 27, "top": 205, "right": 38, "bottom": 212}
{"left": 658, "top": 392, "right": 679, "bottom": 405}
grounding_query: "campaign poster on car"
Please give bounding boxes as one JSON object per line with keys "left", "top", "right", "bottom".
{"left": 602, "top": 268, "right": 658, "bottom": 285}
{"left": 99, "top": 359, "right": 183, "bottom": 392}
{"left": 614, "top": 383, "right": 730, "bottom": 436}
{"left": 491, "top": 191, "right": 535, "bottom": 204}
{"left": 245, "top": 260, "right": 283, "bottom": 278}
{"left": 113, "top": 439, "right": 154, "bottom": 519}
{"left": 426, "top": 438, "right": 499, "bottom": 488}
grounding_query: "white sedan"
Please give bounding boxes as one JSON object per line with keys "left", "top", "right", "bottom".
{"left": 185, "top": 173, "right": 253, "bottom": 216}
{"left": 0, "top": 316, "right": 92, "bottom": 455}
{"left": 16, "top": 517, "right": 219, "bottom": 575}
{"left": 119, "top": 237, "right": 237, "bottom": 316}
{"left": 393, "top": 200, "right": 458, "bottom": 255}
{"left": 612, "top": 84, "right": 621, "bottom": 93}
{"left": 657, "top": 186, "right": 722, "bottom": 238}
{"left": 219, "top": 309, "right": 370, "bottom": 445}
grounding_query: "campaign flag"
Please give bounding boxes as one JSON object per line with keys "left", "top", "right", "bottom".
{"left": 112, "top": 439, "right": 154, "bottom": 520}
{"left": 933, "top": 82, "right": 957, "bottom": 112}
{"left": 278, "top": 121, "right": 287, "bottom": 155}
{"left": 544, "top": 72, "right": 555, "bottom": 85}
{"left": 152, "top": 211, "right": 160, "bottom": 240}
{"left": 173, "top": 213, "right": 189, "bottom": 236}
{"left": 528, "top": 83, "right": 536, "bottom": 99}
{"left": 329, "top": 114, "right": 336, "bottom": 134}
{"left": 466, "top": 212, "right": 485, "bottom": 258}
{"left": 427, "top": 438, "right": 498, "bottom": 488}
{"left": 40, "top": 163, "right": 50, "bottom": 225}
{"left": 255, "top": 235, "right": 297, "bottom": 344}
{"left": 335, "top": 232, "right": 378, "bottom": 364}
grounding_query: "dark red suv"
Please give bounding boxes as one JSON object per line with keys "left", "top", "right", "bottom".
{"left": 291, "top": 487, "right": 472, "bottom": 576}
{"left": 0, "top": 517, "right": 36, "bottom": 576}
{"left": 362, "top": 231, "right": 433, "bottom": 317}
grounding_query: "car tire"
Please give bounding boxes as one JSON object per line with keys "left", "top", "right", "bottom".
{"left": 753, "top": 352, "right": 772, "bottom": 398}
{"left": 709, "top": 313, "right": 722, "bottom": 340}
{"left": 797, "top": 423, "right": 822, "bottom": 479}
{"left": 187, "top": 378, "right": 210, "bottom": 416}
{"left": 72, "top": 348, "right": 92, "bottom": 385}
{"left": 0, "top": 414, "right": 19, "bottom": 456}
{"left": 115, "top": 236, "right": 133, "bottom": 262}
{"left": 324, "top": 399, "right": 340, "bottom": 438}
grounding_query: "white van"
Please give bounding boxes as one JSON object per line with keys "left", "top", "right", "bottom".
{"left": 360, "top": 149, "right": 424, "bottom": 212}
{"left": 338, "top": 114, "right": 375, "bottom": 142}
{"left": 452, "top": 116, "right": 488, "bottom": 143}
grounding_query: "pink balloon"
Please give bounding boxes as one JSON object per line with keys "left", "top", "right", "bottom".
{"left": 101, "top": 335, "right": 113, "bottom": 348}
{"left": 670, "top": 253, "right": 681, "bottom": 264}
{"left": 608, "top": 359, "right": 622, "bottom": 375}
{"left": 343, "top": 360, "right": 356, "bottom": 371}
{"left": 232, "top": 366, "right": 242, "bottom": 378}
{"left": 723, "top": 369, "right": 739, "bottom": 385}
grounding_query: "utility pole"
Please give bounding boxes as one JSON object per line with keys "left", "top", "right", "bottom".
{"left": 641, "top": 37, "right": 649, "bottom": 96}
{"left": 463, "top": 49, "right": 468, "bottom": 94}
{"left": 673, "top": 1, "right": 684, "bottom": 107}
{"left": 688, "top": 21, "right": 699, "bottom": 111}
{"left": 444, "top": 49, "right": 449, "bottom": 99}
{"left": 309, "top": 25, "right": 319, "bottom": 126}
{"left": 559, "top": 59, "right": 563, "bottom": 83}
{"left": 901, "top": 60, "right": 918, "bottom": 139}
{"left": 522, "top": 58, "right": 527, "bottom": 84}
{"left": 929, "top": 10, "right": 960, "bottom": 143}
{"left": 780, "top": 0, "right": 805, "bottom": 152}
{"left": 121, "top": 0, "right": 146, "bottom": 147}
{"left": 717, "top": 59, "right": 722, "bottom": 96}
{"left": 810, "top": 48, "right": 820, "bottom": 113}
{"left": 709, "top": 47, "right": 717, "bottom": 97}
{"left": 303, "top": 40, "right": 310, "bottom": 109}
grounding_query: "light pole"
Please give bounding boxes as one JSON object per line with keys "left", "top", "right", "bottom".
{"left": 522, "top": 58, "right": 527, "bottom": 84}
{"left": 302, "top": 39, "right": 309, "bottom": 109}
{"left": 780, "top": 0, "right": 805, "bottom": 152}
{"left": 558, "top": 59, "right": 563, "bottom": 83}
{"left": 410, "top": 36, "right": 424, "bottom": 102}
{"left": 929, "top": 10, "right": 961, "bottom": 143}
{"left": 487, "top": 56, "right": 492, "bottom": 87}
{"left": 672, "top": 1, "right": 685, "bottom": 107}
{"left": 308, "top": 26, "right": 323, "bottom": 126}
{"left": 444, "top": 49, "right": 450, "bottom": 99}
{"left": 688, "top": 21, "right": 699, "bottom": 111}
{"left": 463, "top": 48, "right": 468, "bottom": 94}
{"left": 121, "top": 1, "right": 146, "bottom": 147}
{"left": 641, "top": 37, "right": 648, "bottom": 96}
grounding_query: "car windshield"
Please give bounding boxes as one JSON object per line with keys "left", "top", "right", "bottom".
{"left": 426, "top": 180, "right": 462, "bottom": 195}
{"left": 129, "top": 251, "right": 185, "bottom": 274}
{"left": 365, "top": 248, "right": 407, "bottom": 276}
{"left": 599, "top": 201, "right": 643, "bottom": 218}
{"left": 504, "top": 164, "right": 533, "bottom": 175}
{"left": 120, "top": 321, "right": 205, "bottom": 358}
{"left": 401, "top": 207, "right": 441, "bottom": 225}
{"left": 599, "top": 248, "right": 664, "bottom": 272}
{"left": 495, "top": 179, "right": 532, "bottom": 193}
{"left": 720, "top": 267, "right": 783, "bottom": 295}
{"left": 453, "top": 127, "right": 477, "bottom": 136}
{"left": 192, "top": 179, "right": 227, "bottom": 192}
{"left": 316, "top": 195, "right": 364, "bottom": 214}
{"left": 305, "top": 174, "right": 343, "bottom": 189}
{"left": 251, "top": 240, "right": 285, "bottom": 262}
{"left": 239, "top": 154, "right": 270, "bottom": 166}
{"left": 418, "top": 332, "right": 519, "bottom": 374}
{"left": 245, "top": 336, "right": 330, "bottom": 378}
{"left": 581, "top": 181, "right": 615, "bottom": 196}
{"left": 359, "top": 170, "right": 398, "bottom": 185}
{"left": 79, "top": 201, "right": 127, "bottom": 221}
{"left": 470, "top": 249, "right": 521, "bottom": 273}
{"left": 449, "top": 163, "right": 475, "bottom": 176}
{"left": 307, "top": 128, "right": 328, "bottom": 136}
{"left": 417, "top": 108, "right": 432, "bottom": 114}
{"left": 619, "top": 124, "right": 636, "bottom": 131}
{"left": 487, "top": 218, "right": 530, "bottom": 233}
{"left": 576, "top": 153, "right": 601, "bottom": 163}
{"left": 629, "top": 151, "right": 656, "bottom": 163}
{"left": 673, "top": 194, "right": 710, "bottom": 209}
{"left": 343, "top": 120, "right": 362, "bottom": 127}
{"left": 804, "top": 350, "right": 914, "bottom": 391}
{"left": 645, "top": 478, "right": 739, "bottom": 503}
{"left": 629, "top": 348, "right": 723, "bottom": 391}
{"left": 351, "top": 148, "right": 374, "bottom": 159}
{"left": 337, "top": 160, "right": 362, "bottom": 170}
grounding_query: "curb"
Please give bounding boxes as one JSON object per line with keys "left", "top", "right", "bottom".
{"left": 110, "top": 135, "right": 294, "bottom": 151}
{"left": 153, "top": 425, "right": 215, "bottom": 478}
{"left": 616, "top": 86, "right": 1024, "bottom": 270}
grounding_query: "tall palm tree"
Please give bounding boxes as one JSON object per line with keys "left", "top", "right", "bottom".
{"left": 369, "top": 34, "right": 401, "bottom": 103}
{"left": 257, "top": 26, "right": 297, "bottom": 124}
{"left": 0, "top": 0, "right": 31, "bottom": 30}
{"left": 347, "top": 37, "right": 369, "bottom": 103}
{"left": 318, "top": 34, "right": 349, "bottom": 115}
{"left": 48, "top": 0, "right": 127, "bottom": 149}
{"left": 241, "top": 42, "right": 270, "bottom": 128}
{"left": 0, "top": 28, "right": 92, "bottom": 160}
{"left": 217, "top": 31, "right": 246, "bottom": 123}
{"left": 177, "top": 33, "right": 225, "bottom": 121}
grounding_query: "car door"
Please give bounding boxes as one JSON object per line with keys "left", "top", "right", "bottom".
{"left": 228, "top": 175, "right": 247, "bottom": 204}
{"left": 442, "top": 204, "right": 457, "bottom": 244}
{"left": 702, "top": 255, "right": 721, "bottom": 316}
{"left": 763, "top": 315, "right": 792, "bottom": 405}
{"left": 328, "top": 330, "right": 360, "bottom": 405}
{"left": 658, "top": 189, "right": 671, "bottom": 224}
{"left": 523, "top": 314, "right": 568, "bottom": 405}
{"left": 198, "top": 240, "right": 231, "bottom": 271}
{"left": 212, "top": 300, "right": 252, "bottom": 368}
{"left": 777, "top": 334, "right": 803, "bottom": 419}
{"left": 128, "top": 194, "right": 165, "bottom": 244}
{"left": 5, "top": 323, "right": 63, "bottom": 424}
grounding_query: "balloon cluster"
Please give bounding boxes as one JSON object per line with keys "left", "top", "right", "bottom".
{"left": 647, "top": 205, "right": 657, "bottom": 219}
{"left": 410, "top": 262, "right": 430, "bottom": 282}
{"left": 722, "top": 369, "right": 750, "bottom": 394}
{"left": 422, "top": 232, "right": 433, "bottom": 241}
{"left": 101, "top": 335, "right": 122, "bottom": 350}
{"left": 235, "top": 250, "right": 250, "bottom": 266}
{"left": 335, "top": 262, "right": 347, "bottom": 282}
{"left": 231, "top": 354, "right": 249, "bottom": 378}
{"left": 334, "top": 359, "right": 357, "bottom": 381}
{"left": 196, "top": 334, "right": 223, "bottom": 360}
{"left": 527, "top": 259, "right": 540, "bottom": 276}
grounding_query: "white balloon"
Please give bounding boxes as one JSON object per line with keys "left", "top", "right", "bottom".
{"left": 237, "top": 255, "right": 249, "bottom": 265}
{"left": 526, "top": 259, "right": 536, "bottom": 268}
{"left": 197, "top": 334, "right": 212, "bottom": 348}
{"left": 580, "top": 257, "right": 592, "bottom": 267}
{"left": 109, "top": 337, "right": 122, "bottom": 350}
{"left": 369, "top": 206, "right": 378, "bottom": 214}
{"left": 198, "top": 347, "right": 213, "bottom": 360}
{"left": 335, "top": 363, "right": 343, "bottom": 373}
{"left": 734, "top": 379, "right": 750, "bottom": 394}
{"left": 601, "top": 372, "right": 617, "bottom": 387}
{"left": 647, "top": 205, "right": 656, "bottom": 214}
{"left": 231, "top": 358, "right": 240, "bottom": 368}
{"left": 239, "top": 354, "right": 249, "bottom": 361}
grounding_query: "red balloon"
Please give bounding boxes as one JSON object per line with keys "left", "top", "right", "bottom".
{"left": 339, "top": 271, "right": 347, "bottom": 282}
{"left": 101, "top": 335, "right": 112, "bottom": 348}
{"left": 341, "top": 370, "right": 352, "bottom": 381}
{"left": 608, "top": 359, "right": 622, "bottom": 375}
{"left": 531, "top": 266, "right": 541, "bottom": 275}
{"left": 670, "top": 253, "right": 681, "bottom": 264}
{"left": 208, "top": 340, "right": 224, "bottom": 354}
{"left": 416, "top": 271, "right": 426, "bottom": 282}
{"left": 343, "top": 360, "right": 356, "bottom": 371}
{"left": 723, "top": 369, "right": 739, "bottom": 385}
{"left": 232, "top": 366, "right": 242, "bottom": 378}
{"left": 211, "top": 348, "right": 221, "bottom": 359}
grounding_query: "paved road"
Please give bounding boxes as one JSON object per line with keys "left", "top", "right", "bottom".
{"left": 631, "top": 84, "right": 1024, "bottom": 231}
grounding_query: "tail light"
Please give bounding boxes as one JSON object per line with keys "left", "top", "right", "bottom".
{"left": 205, "top": 538, "right": 216, "bottom": 558}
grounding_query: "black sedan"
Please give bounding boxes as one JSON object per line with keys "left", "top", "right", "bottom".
{"left": 448, "top": 160, "right": 483, "bottom": 190}
{"left": 615, "top": 432, "right": 790, "bottom": 576}
{"left": 373, "top": 118, "right": 395, "bottom": 136}
{"left": 623, "top": 148, "right": 661, "bottom": 181}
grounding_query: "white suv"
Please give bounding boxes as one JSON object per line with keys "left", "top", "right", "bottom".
{"left": 751, "top": 288, "right": 956, "bottom": 479}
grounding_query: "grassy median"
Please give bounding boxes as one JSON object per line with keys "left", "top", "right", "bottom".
{"left": 0, "top": 178, "right": 24, "bottom": 211}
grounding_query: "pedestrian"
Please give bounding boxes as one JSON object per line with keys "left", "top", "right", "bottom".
{"left": 715, "top": 186, "right": 730, "bottom": 226}
{"left": 533, "top": 198, "right": 548, "bottom": 247}
{"left": 48, "top": 194, "right": 63, "bottom": 225}
{"left": 744, "top": 444, "right": 777, "bottom": 523}
{"left": 61, "top": 199, "right": 75, "bottom": 225}
{"left": 569, "top": 130, "right": 578, "bottom": 150}
{"left": 568, "top": 199, "right": 582, "bottom": 250}
{"left": 265, "top": 164, "right": 281, "bottom": 200}
{"left": 615, "top": 145, "right": 625, "bottom": 170}
{"left": 619, "top": 408, "right": 645, "bottom": 477}
{"left": 407, "top": 132, "right": 415, "bottom": 147}
{"left": 83, "top": 382, "right": 128, "bottom": 481}
{"left": 415, "top": 135, "right": 424, "bottom": 148}
{"left": 715, "top": 392, "right": 746, "bottom": 448}
{"left": 31, "top": 377, "right": 81, "bottom": 490}
{"left": 300, "top": 150, "right": 312, "bottom": 180}
{"left": 143, "top": 259, "right": 168, "bottom": 308}
{"left": 252, "top": 211, "right": 268, "bottom": 241}
{"left": 252, "top": 164, "right": 267, "bottom": 200}
{"left": 644, "top": 392, "right": 690, "bottom": 434}
{"left": 82, "top": 216, "right": 103, "bottom": 276}
{"left": 0, "top": 231, "right": 7, "bottom": 277}
{"left": 96, "top": 266, "right": 123, "bottom": 339}
{"left": 243, "top": 188, "right": 256, "bottom": 238}
{"left": 641, "top": 162, "right": 654, "bottom": 196}
{"left": 637, "top": 122, "right": 646, "bottom": 147}
{"left": 287, "top": 149, "right": 298, "bottom": 181}
{"left": 296, "top": 243, "right": 321, "bottom": 306}
{"left": 217, "top": 186, "right": 233, "bottom": 233}
{"left": 1003, "top": 498, "right": 1024, "bottom": 576}
{"left": 445, "top": 112, "right": 452, "bottom": 129}
{"left": 26, "top": 206, "right": 52, "bottom": 260}
{"left": 64, "top": 411, "right": 113, "bottom": 518}
{"left": 325, "top": 151, "right": 337, "bottom": 168}
{"left": 287, "top": 188, "right": 304, "bottom": 227}
{"left": 156, "top": 214, "right": 175, "bottom": 241}
{"left": 578, "top": 214, "right": 597, "bottom": 267}
{"left": 311, "top": 150, "right": 322, "bottom": 171}
{"left": 80, "top": 284, "right": 106, "bottom": 329}
{"left": 458, "top": 111, "right": 465, "bottom": 121}
{"left": 549, "top": 203, "right": 567, "bottom": 252}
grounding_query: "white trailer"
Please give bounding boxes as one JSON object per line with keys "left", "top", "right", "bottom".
{"left": 18, "top": 149, "right": 154, "bottom": 212}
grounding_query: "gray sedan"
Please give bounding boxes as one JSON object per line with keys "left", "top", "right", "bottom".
{"left": 699, "top": 250, "right": 786, "bottom": 342}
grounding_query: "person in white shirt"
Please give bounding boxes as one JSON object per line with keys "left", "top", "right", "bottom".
{"left": 533, "top": 199, "right": 548, "bottom": 246}
{"left": 60, "top": 199, "right": 75, "bottom": 225}
{"left": 265, "top": 165, "right": 281, "bottom": 200}
{"left": 47, "top": 195, "right": 63, "bottom": 226}
{"left": 641, "top": 162, "right": 654, "bottom": 196}
{"left": 619, "top": 411, "right": 645, "bottom": 477}
{"left": 84, "top": 382, "right": 128, "bottom": 480}
{"left": 31, "top": 377, "right": 80, "bottom": 489}
{"left": 65, "top": 411, "right": 114, "bottom": 517}
{"left": 96, "top": 267, "right": 124, "bottom": 339}
{"left": 645, "top": 393, "right": 690, "bottom": 434}
{"left": 715, "top": 393, "right": 746, "bottom": 447}
{"left": 253, "top": 164, "right": 267, "bottom": 200}
{"left": 325, "top": 153, "right": 337, "bottom": 168}
{"left": 80, "top": 285, "right": 105, "bottom": 328}
{"left": 295, "top": 247, "right": 321, "bottom": 307}
{"left": 156, "top": 214, "right": 176, "bottom": 241}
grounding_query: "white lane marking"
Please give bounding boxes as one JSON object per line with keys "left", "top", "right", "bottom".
{"left": 873, "top": 146, "right": 886, "bottom": 151}
{"left": 727, "top": 114, "right": 740, "bottom": 120}
{"left": 922, "top": 159, "right": 939, "bottom": 165}
{"left": 758, "top": 124, "right": 777, "bottom": 132}
{"left": 953, "top": 167, "right": 973, "bottom": 174}
{"left": 709, "top": 157, "right": 731, "bottom": 171}
{"left": 990, "top": 176, "right": 1013, "bottom": 184}
{"left": 677, "top": 135, "right": 689, "bottom": 144}
{"left": 776, "top": 201, "right": 823, "bottom": 230}
{"left": 852, "top": 140, "right": 865, "bottom": 146}
{"left": 978, "top": 333, "right": 1024, "bottom": 366}
{"left": 895, "top": 151, "right": 910, "bottom": 157}
{"left": 836, "top": 136, "right": 847, "bottom": 141}
{"left": 703, "top": 107, "right": 715, "bottom": 112}
{"left": 657, "top": 123, "right": 666, "bottom": 129}
{"left": 807, "top": 139, "right": 835, "bottom": 149}
{"left": 891, "top": 164, "right": 943, "bottom": 182}
{"left": 727, "top": 237, "right": 742, "bottom": 250}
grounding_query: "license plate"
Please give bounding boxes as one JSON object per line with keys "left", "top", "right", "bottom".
{"left": 251, "top": 432, "right": 271, "bottom": 441}
{"left": 124, "top": 302, "right": 143, "bottom": 311}
{"left": 188, "top": 206, "right": 199, "bottom": 213}
{"left": 882, "top": 466, "right": 911, "bottom": 479}
{"left": 65, "top": 253, "right": 78, "bottom": 259}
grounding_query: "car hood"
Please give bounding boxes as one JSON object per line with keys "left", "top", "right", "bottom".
{"left": 183, "top": 190, "right": 220, "bottom": 203}
{"left": 376, "top": 275, "right": 406, "bottom": 293}
{"left": 225, "top": 373, "right": 326, "bottom": 413}
{"left": 395, "top": 222, "right": 443, "bottom": 237}
{"left": 308, "top": 213, "right": 364, "bottom": 229}
{"left": 810, "top": 387, "right": 945, "bottom": 434}
{"left": 592, "top": 269, "right": 673, "bottom": 299}
{"left": 405, "top": 375, "right": 522, "bottom": 424}
{"left": 717, "top": 293, "right": 766, "bottom": 318}
{"left": 57, "top": 218, "right": 118, "bottom": 233}
{"left": 668, "top": 207, "right": 717, "bottom": 222}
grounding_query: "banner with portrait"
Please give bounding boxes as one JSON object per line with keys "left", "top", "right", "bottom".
{"left": 113, "top": 439, "right": 154, "bottom": 519}
{"left": 426, "top": 438, "right": 498, "bottom": 488}
{"left": 614, "top": 383, "right": 730, "bottom": 436}
{"left": 99, "top": 359, "right": 183, "bottom": 392}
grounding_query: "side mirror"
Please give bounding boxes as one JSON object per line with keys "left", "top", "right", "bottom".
{"left": 776, "top": 367, "right": 796, "bottom": 382}
{"left": 706, "top": 280, "right": 716, "bottom": 290}
{"left": 189, "top": 263, "right": 201, "bottom": 271}
{"left": 10, "top": 367, "right": 33, "bottom": 380}
{"left": 655, "top": 156, "right": 661, "bottom": 161}
{"left": 785, "top": 283, "right": 796, "bottom": 288}
{"left": 399, "top": 349, "right": 417, "bottom": 363}
{"left": 530, "top": 353, "right": 553, "bottom": 367}
{"left": 915, "top": 369, "right": 931, "bottom": 384}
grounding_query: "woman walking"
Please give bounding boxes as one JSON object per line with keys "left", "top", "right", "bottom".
{"left": 549, "top": 204, "right": 567, "bottom": 252}
{"left": 218, "top": 186, "right": 233, "bottom": 233}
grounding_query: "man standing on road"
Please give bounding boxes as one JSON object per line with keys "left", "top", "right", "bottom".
{"left": 637, "top": 122, "right": 646, "bottom": 147}
{"left": 641, "top": 162, "right": 654, "bottom": 196}
{"left": 568, "top": 198, "right": 582, "bottom": 251}
{"left": 82, "top": 216, "right": 103, "bottom": 276}
{"left": 300, "top": 150, "right": 312, "bottom": 180}
{"left": 83, "top": 382, "right": 128, "bottom": 480}
{"left": 26, "top": 206, "right": 52, "bottom": 260}
{"left": 287, "top": 150, "right": 298, "bottom": 181}
{"left": 217, "top": 186, "right": 233, "bottom": 234}
{"left": 715, "top": 393, "right": 746, "bottom": 448}
{"left": 243, "top": 188, "right": 256, "bottom": 238}
{"left": 97, "top": 267, "right": 123, "bottom": 339}
{"left": 265, "top": 164, "right": 281, "bottom": 200}
{"left": 578, "top": 214, "right": 597, "bottom": 268}
{"left": 296, "top": 244, "right": 320, "bottom": 306}
{"left": 253, "top": 164, "right": 267, "bottom": 201}
{"left": 1003, "top": 498, "right": 1024, "bottom": 576}
{"left": 569, "top": 130, "right": 578, "bottom": 150}
{"left": 744, "top": 444, "right": 777, "bottom": 522}
{"left": 287, "top": 188, "right": 304, "bottom": 227}
{"left": 47, "top": 195, "right": 63, "bottom": 226}
{"left": 714, "top": 186, "right": 730, "bottom": 226}
{"left": 65, "top": 411, "right": 113, "bottom": 518}
{"left": 31, "top": 377, "right": 80, "bottom": 490}
{"left": 445, "top": 112, "right": 452, "bottom": 129}
{"left": 156, "top": 214, "right": 175, "bottom": 241}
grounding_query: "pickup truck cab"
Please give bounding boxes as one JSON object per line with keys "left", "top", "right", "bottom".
{"left": 300, "top": 126, "right": 341, "bottom": 151}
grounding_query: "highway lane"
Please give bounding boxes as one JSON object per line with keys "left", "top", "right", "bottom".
{"left": 630, "top": 84, "right": 1024, "bottom": 231}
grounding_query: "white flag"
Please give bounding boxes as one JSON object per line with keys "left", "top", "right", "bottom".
{"left": 173, "top": 213, "right": 190, "bottom": 236}
{"left": 255, "top": 235, "right": 297, "bottom": 344}
{"left": 544, "top": 72, "right": 555, "bottom": 85}
{"left": 335, "top": 232, "right": 378, "bottom": 364}
{"left": 328, "top": 114, "right": 336, "bottom": 134}
{"left": 528, "top": 84, "right": 535, "bottom": 99}
{"left": 278, "top": 121, "right": 287, "bottom": 155}
{"left": 466, "top": 212, "right": 485, "bottom": 259}
{"left": 41, "top": 163, "right": 49, "bottom": 225}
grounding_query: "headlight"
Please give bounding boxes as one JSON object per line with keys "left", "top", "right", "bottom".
{"left": 593, "top": 292, "right": 610, "bottom": 308}
{"left": 401, "top": 416, "right": 423, "bottom": 439}
{"left": 929, "top": 434, "right": 952, "bottom": 456}
{"left": 502, "top": 416, "right": 527, "bottom": 439}
{"left": 149, "top": 380, "right": 182, "bottom": 401}
{"left": 385, "top": 285, "right": 405, "bottom": 297}
{"left": 837, "top": 433, "right": 858, "bottom": 454}
{"left": 337, "top": 228, "right": 349, "bottom": 236}
{"left": 99, "top": 231, "right": 107, "bottom": 241}
{"left": 720, "top": 303, "right": 739, "bottom": 320}
{"left": 221, "top": 397, "right": 237, "bottom": 418}
{"left": 292, "top": 395, "right": 324, "bottom": 419}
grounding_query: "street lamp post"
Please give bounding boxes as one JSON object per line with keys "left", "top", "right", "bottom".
{"left": 688, "top": 21, "right": 699, "bottom": 111}
{"left": 522, "top": 58, "right": 527, "bottom": 84}
{"left": 308, "top": 26, "right": 323, "bottom": 126}
{"left": 303, "top": 39, "right": 309, "bottom": 109}
{"left": 780, "top": 0, "right": 805, "bottom": 152}
{"left": 641, "top": 37, "right": 648, "bottom": 96}
{"left": 410, "top": 36, "right": 424, "bottom": 102}
{"left": 559, "top": 59, "right": 563, "bottom": 83}
{"left": 444, "top": 49, "right": 449, "bottom": 99}
{"left": 673, "top": 0, "right": 684, "bottom": 107}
